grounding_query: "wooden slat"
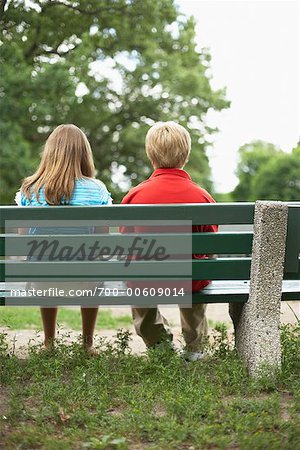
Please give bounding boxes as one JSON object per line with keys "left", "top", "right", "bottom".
{"left": 0, "top": 203, "right": 255, "bottom": 225}
{"left": 192, "top": 258, "right": 251, "bottom": 279}
{"left": 0, "top": 232, "right": 253, "bottom": 256}
{"left": 281, "top": 291, "right": 300, "bottom": 300}
{"left": 0, "top": 258, "right": 252, "bottom": 281}
{"left": 1, "top": 280, "right": 298, "bottom": 305}
{"left": 283, "top": 258, "right": 300, "bottom": 279}
{"left": 192, "top": 280, "right": 300, "bottom": 302}
{"left": 285, "top": 205, "right": 300, "bottom": 272}
{"left": 283, "top": 272, "right": 300, "bottom": 280}
{"left": 192, "top": 232, "right": 253, "bottom": 253}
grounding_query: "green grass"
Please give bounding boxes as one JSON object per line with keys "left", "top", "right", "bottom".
{"left": 0, "top": 322, "right": 299, "bottom": 449}
{"left": 0, "top": 307, "right": 132, "bottom": 330}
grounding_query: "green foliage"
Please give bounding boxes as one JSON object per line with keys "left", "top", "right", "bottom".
{"left": 0, "top": 0, "right": 229, "bottom": 204}
{"left": 0, "top": 122, "right": 35, "bottom": 203}
{"left": 281, "top": 321, "right": 300, "bottom": 384}
{"left": 0, "top": 322, "right": 300, "bottom": 448}
{"left": 232, "top": 141, "right": 300, "bottom": 201}
{"left": 213, "top": 191, "right": 234, "bottom": 202}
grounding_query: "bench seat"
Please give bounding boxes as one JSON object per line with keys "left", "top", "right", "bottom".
{"left": 193, "top": 279, "right": 300, "bottom": 302}
{"left": 1, "top": 280, "right": 299, "bottom": 306}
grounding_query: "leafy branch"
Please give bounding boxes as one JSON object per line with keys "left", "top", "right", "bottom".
{"left": 42, "top": 0, "right": 130, "bottom": 16}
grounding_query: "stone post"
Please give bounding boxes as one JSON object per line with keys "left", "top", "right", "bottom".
{"left": 229, "top": 201, "right": 288, "bottom": 376}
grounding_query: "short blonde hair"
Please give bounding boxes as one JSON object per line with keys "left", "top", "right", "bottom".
{"left": 145, "top": 121, "right": 191, "bottom": 168}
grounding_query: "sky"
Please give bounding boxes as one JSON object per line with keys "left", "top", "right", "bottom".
{"left": 176, "top": 0, "right": 300, "bottom": 192}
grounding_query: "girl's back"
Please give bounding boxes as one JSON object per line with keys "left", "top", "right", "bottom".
{"left": 16, "top": 124, "right": 112, "bottom": 234}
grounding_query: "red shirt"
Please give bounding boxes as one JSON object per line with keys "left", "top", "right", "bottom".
{"left": 121, "top": 168, "right": 218, "bottom": 292}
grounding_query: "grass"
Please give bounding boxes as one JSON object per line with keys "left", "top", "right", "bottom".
{"left": 0, "top": 322, "right": 299, "bottom": 449}
{"left": 0, "top": 307, "right": 132, "bottom": 330}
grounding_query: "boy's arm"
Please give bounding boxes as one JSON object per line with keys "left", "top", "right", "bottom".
{"left": 119, "top": 193, "right": 135, "bottom": 234}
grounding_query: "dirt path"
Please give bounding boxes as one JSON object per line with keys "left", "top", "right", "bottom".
{"left": 1, "top": 302, "right": 299, "bottom": 358}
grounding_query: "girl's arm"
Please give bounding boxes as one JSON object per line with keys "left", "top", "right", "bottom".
{"left": 18, "top": 228, "right": 29, "bottom": 235}
{"left": 15, "top": 190, "right": 29, "bottom": 234}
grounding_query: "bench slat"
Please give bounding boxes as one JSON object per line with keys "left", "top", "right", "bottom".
{"left": 0, "top": 258, "right": 252, "bottom": 281}
{"left": 193, "top": 280, "right": 300, "bottom": 301}
{"left": 1, "top": 281, "right": 298, "bottom": 304}
{"left": 285, "top": 205, "right": 300, "bottom": 272}
{"left": 0, "top": 203, "right": 255, "bottom": 225}
{"left": 0, "top": 232, "right": 253, "bottom": 256}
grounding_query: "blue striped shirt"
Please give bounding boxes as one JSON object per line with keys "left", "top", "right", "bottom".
{"left": 16, "top": 177, "right": 112, "bottom": 236}
{"left": 17, "top": 177, "right": 112, "bottom": 207}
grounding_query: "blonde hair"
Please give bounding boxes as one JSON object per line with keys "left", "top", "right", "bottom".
{"left": 21, "top": 124, "right": 95, "bottom": 205}
{"left": 145, "top": 121, "right": 191, "bottom": 168}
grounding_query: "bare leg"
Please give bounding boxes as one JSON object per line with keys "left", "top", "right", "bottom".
{"left": 40, "top": 307, "right": 58, "bottom": 348}
{"left": 81, "top": 307, "right": 99, "bottom": 350}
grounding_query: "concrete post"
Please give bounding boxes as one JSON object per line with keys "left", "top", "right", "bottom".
{"left": 229, "top": 201, "right": 288, "bottom": 376}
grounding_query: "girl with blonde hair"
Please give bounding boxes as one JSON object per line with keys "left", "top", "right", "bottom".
{"left": 16, "top": 124, "right": 112, "bottom": 353}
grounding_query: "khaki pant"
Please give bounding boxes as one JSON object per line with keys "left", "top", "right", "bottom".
{"left": 132, "top": 304, "right": 208, "bottom": 351}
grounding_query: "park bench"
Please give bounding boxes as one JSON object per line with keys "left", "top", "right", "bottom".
{"left": 0, "top": 200, "right": 299, "bottom": 375}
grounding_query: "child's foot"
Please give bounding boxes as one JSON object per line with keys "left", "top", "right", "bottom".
{"left": 83, "top": 346, "right": 98, "bottom": 357}
{"left": 38, "top": 342, "right": 54, "bottom": 353}
{"left": 182, "top": 350, "right": 205, "bottom": 362}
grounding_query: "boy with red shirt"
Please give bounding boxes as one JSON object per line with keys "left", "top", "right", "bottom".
{"left": 121, "top": 121, "right": 217, "bottom": 360}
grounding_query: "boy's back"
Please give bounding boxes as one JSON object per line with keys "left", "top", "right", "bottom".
{"left": 122, "top": 167, "right": 218, "bottom": 292}
{"left": 122, "top": 168, "right": 215, "bottom": 205}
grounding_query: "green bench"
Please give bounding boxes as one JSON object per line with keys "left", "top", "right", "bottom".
{"left": 0, "top": 201, "right": 299, "bottom": 374}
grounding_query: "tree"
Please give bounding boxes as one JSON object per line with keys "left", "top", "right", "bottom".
{"left": 232, "top": 141, "right": 300, "bottom": 201}
{"left": 253, "top": 144, "right": 300, "bottom": 201}
{"left": 0, "top": 0, "right": 229, "bottom": 203}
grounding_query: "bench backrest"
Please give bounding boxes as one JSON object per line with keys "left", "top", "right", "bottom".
{"left": 0, "top": 203, "right": 299, "bottom": 282}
